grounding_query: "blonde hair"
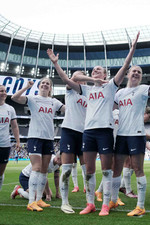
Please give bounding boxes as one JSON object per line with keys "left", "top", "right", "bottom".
{"left": 127, "top": 65, "right": 143, "bottom": 74}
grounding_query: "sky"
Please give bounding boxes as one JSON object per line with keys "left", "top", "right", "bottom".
{"left": 1, "top": 0, "right": 150, "bottom": 34}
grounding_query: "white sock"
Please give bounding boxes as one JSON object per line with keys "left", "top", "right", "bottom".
{"left": 137, "top": 176, "right": 147, "bottom": 209}
{"left": 102, "top": 170, "right": 112, "bottom": 206}
{"left": 36, "top": 173, "right": 47, "bottom": 201}
{"left": 81, "top": 164, "right": 86, "bottom": 189}
{"left": 0, "top": 174, "right": 4, "bottom": 191}
{"left": 123, "top": 167, "right": 132, "bottom": 194}
{"left": 29, "top": 171, "right": 40, "bottom": 204}
{"left": 111, "top": 175, "right": 121, "bottom": 203}
{"left": 97, "top": 178, "right": 103, "bottom": 193}
{"left": 18, "top": 188, "right": 29, "bottom": 199}
{"left": 60, "top": 164, "right": 73, "bottom": 205}
{"left": 120, "top": 176, "right": 125, "bottom": 188}
{"left": 86, "top": 173, "right": 96, "bottom": 204}
{"left": 71, "top": 163, "right": 78, "bottom": 187}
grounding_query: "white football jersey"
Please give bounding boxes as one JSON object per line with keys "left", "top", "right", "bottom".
{"left": 47, "top": 154, "right": 59, "bottom": 173}
{"left": 22, "top": 154, "right": 59, "bottom": 177}
{"left": 115, "top": 85, "right": 149, "bottom": 136}
{"left": 0, "top": 103, "right": 17, "bottom": 147}
{"left": 61, "top": 89, "right": 87, "bottom": 133}
{"left": 81, "top": 79, "right": 118, "bottom": 130}
{"left": 27, "top": 95, "right": 63, "bottom": 140}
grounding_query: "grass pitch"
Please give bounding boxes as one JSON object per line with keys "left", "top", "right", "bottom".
{"left": 0, "top": 160, "right": 150, "bottom": 225}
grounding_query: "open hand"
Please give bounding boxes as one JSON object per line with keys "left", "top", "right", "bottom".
{"left": 47, "top": 49, "right": 59, "bottom": 64}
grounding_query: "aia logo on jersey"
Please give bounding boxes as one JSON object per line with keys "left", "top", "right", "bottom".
{"left": 119, "top": 99, "right": 133, "bottom": 107}
{"left": 39, "top": 107, "right": 53, "bottom": 114}
{"left": 77, "top": 99, "right": 87, "bottom": 108}
{"left": 0, "top": 117, "right": 9, "bottom": 123}
{"left": 89, "top": 92, "right": 104, "bottom": 100}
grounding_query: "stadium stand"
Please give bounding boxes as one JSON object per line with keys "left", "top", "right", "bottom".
{"left": 0, "top": 14, "right": 150, "bottom": 155}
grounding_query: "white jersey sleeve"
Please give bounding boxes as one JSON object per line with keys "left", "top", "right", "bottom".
{"left": 116, "top": 85, "right": 149, "bottom": 136}
{"left": 61, "top": 89, "right": 87, "bottom": 132}
{"left": 47, "top": 154, "right": 59, "bottom": 173}
{"left": 27, "top": 95, "right": 63, "bottom": 140}
{"left": 0, "top": 103, "right": 17, "bottom": 147}
{"left": 22, "top": 163, "right": 32, "bottom": 177}
{"left": 81, "top": 79, "right": 118, "bottom": 130}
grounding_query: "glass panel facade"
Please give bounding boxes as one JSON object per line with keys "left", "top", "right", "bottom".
{"left": 1, "top": 50, "right": 150, "bottom": 68}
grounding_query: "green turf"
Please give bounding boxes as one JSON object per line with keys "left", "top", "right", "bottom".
{"left": 0, "top": 160, "right": 150, "bottom": 225}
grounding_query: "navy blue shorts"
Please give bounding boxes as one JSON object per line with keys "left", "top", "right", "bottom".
{"left": 115, "top": 135, "right": 146, "bottom": 155}
{"left": 60, "top": 128, "right": 83, "bottom": 156}
{"left": 82, "top": 128, "right": 114, "bottom": 154}
{"left": 0, "top": 147, "right": 10, "bottom": 163}
{"left": 27, "top": 138, "right": 54, "bottom": 155}
{"left": 19, "top": 172, "right": 29, "bottom": 191}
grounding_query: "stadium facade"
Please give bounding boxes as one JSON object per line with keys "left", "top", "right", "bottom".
{"left": 1, "top": 14, "right": 150, "bottom": 90}
{"left": 0, "top": 14, "right": 150, "bottom": 141}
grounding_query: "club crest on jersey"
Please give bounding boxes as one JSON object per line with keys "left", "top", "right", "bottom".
{"left": 77, "top": 99, "right": 87, "bottom": 107}
{"left": 119, "top": 99, "right": 133, "bottom": 107}
{"left": 39, "top": 107, "right": 53, "bottom": 114}
{"left": 89, "top": 92, "right": 104, "bottom": 100}
{"left": 0, "top": 117, "right": 9, "bottom": 123}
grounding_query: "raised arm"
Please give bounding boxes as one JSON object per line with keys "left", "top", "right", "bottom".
{"left": 72, "top": 73, "right": 108, "bottom": 85}
{"left": 11, "top": 81, "right": 34, "bottom": 104}
{"left": 47, "top": 49, "right": 81, "bottom": 93}
{"left": 47, "top": 49, "right": 108, "bottom": 90}
{"left": 114, "top": 32, "right": 140, "bottom": 86}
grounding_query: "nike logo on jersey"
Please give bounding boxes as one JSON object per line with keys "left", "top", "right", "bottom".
{"left": 131, "top": 148, "right": 136, "bottom": 152}
{"left": 103, "top": 148, "right": 108, "bottom": 151}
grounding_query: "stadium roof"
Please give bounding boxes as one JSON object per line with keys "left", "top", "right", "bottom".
{"left": 0, "top": 14, "right": 150, "bottom": 46}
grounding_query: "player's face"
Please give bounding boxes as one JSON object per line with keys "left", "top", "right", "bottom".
{"left": 39, "top": 78, "right": 52, "bottom": 96}
{"left": 0, "top": 86, "right": 7, "bottom": 102}
{"left": 91, "top": 66, "right": 106, "bottom": 79}
{"left": 127, "top": 66, "right": 142, "bottom": 87}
